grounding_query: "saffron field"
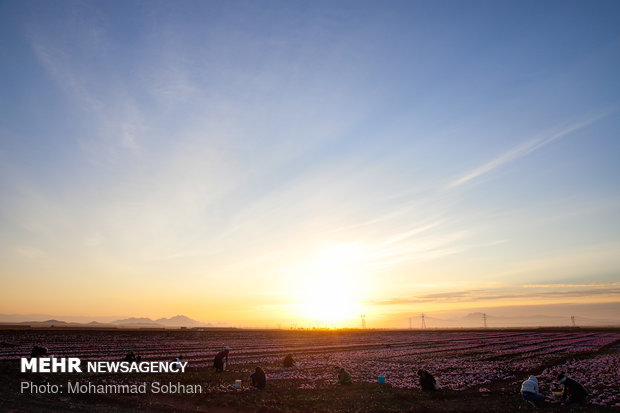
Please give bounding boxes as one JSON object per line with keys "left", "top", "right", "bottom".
{"left": 1, "top": 328, "right": 618, "bottom": 412}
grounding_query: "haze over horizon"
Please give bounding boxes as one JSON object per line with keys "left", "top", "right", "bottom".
{"left": 2, "top": 300, "right": 620, "bottom": 329}
{"left": 1, "top": 1, "right": 619, "bottom": 328}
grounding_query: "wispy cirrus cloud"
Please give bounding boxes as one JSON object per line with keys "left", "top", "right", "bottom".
{"left": 28, "top": 27, "right": 145, "bottom": 158}
{"left": 446, "top": 112, "right": 612, "bottom": 189}
{"left": 370, "top": 284, "right": 620, "bottom": 306}
{"left": 523, "top": 282, "right": 620, "bottom": 288}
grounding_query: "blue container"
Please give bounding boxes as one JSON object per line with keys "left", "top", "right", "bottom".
{"left": 378, "top": 376, "right": 385, "bottom": 384}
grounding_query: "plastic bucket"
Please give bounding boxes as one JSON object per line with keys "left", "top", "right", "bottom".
{"left": 235, "top": 380, "right": 242, "bottom": 389}
{"left": 378, "top": 376, "right": 386, "bottom": 384}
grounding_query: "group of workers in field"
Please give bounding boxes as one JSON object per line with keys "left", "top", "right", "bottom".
{"left": 29, "top": 342, "right": 591, "bottom": 404}
{"left": 212, "top": 347, "right": 266, "bottom": 388}
{"left": 215, "top": 348, "right": 589, "bottom": 407}
{"left": 212, "top": 347, "right": 444, "bottom": 392}
{"left": 521, "top": 373, "right": 588, "bottom": 407}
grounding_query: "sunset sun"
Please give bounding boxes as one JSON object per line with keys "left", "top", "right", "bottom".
{"left": 294, "top": 244, "right": 367, "bottom": 327}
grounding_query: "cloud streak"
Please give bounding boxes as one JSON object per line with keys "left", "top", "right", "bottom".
{"left": 370, "top": 284, "right": 620, "bottom": 306}
{"left": 28, "top": 26, "right": 145, "bottom": 159}
{"left": 446, "top": 112, "right": 611, "bottom": 189}
{"left": 523, "top": 282, "right": 620, "bottom": 288}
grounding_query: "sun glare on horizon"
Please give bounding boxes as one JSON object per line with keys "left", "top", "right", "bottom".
{"left": 293, "top": 244, "right": 368, "bottom": 327}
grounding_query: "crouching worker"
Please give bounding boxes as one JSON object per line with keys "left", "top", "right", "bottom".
{"left": 337, "top": 367, "right": 352, "bottom": 385}
{"left": 418, "top": 369, "right": 440, "bottom": 392}
{"left": 251, "top": 367, "right": 266, "bottom": 389}
{"left": 283, "top": 354, "right": 295, "bottom": 368}
{"left": 521, "top": 375, "right": 546, "bottom": 407}
{"left": 213, "top": 347, "right": 230, "bottom": 372}
{"left": 172, "top": 355, "right": 183, "bottom": 369}
{"left": 30, "top": 344, "right": 48, "bottom": 359}
{"left": 557, "top": 373, "right": 588, "bottom": 405}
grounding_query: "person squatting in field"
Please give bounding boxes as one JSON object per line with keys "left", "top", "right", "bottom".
{"left": 337, "top": 367, "right": 352, "bottom": 385}
{"left": 30, "top": 343, "right": 48, "bottom": 358}
{"left": 172, "top": 355, "right": 183, "bottom": 369}
{"left": 213, "top": 347, "right": 230, "bottom": 372}
{"left": 251, "top": 366, "right": 266, "bottom": 389}
{"left": 123, "top": 351, "right": 142, "bottom": 363}
{"left": 283, "top": 354, "right": 295, "bottom": 368}
{"left": 520, "top": 375, "right": 546, "bottom": 407}
{"left": 417, "top": 369, "right": 440, "bottom": 392}
{"left": 557, "top": 373, "right": 588, "bottom": 405}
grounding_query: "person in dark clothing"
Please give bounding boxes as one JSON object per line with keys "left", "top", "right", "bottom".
{"left": 250, "top": 366, "right": 266, "bottom": 389}
{"left": 337, "top": 367, "right": 352, "bottom": 385}
{"left": 124, "top": 351, "right": 136, "bottom": 362}
{"left": 417, "top": 369, "right": 439, "bottom": 392}
{"left": 30, "top": 345, "right": 48, "bottom": 358}
{"left": 557, "top": 373, "right": 588, "bottom": 405}
{"left": 283, "top": 354, "right": 295, "bottom": 368}
{"left": 213, "top": 347, "right": 230, "bottom": 372}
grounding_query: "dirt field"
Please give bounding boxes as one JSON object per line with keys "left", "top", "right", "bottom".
{"left": 1, "top": 328, "right": 618, "bottom": 412}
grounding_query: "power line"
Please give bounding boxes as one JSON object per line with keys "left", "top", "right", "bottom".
{"left": 360, "top": 314, "right": 366, "bottom": 329}
{"left": 421, "top": 313, "right": 426, "bottom": 329}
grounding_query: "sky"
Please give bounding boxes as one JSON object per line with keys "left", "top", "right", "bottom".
{"left": 0, "top": 1, "right": 619, "bottom": 328}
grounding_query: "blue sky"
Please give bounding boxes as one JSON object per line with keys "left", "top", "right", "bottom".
{"left": 0, "top": 1, "right": 619, "bottom": 326}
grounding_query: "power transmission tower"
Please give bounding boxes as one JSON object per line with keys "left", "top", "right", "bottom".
{"left": 571, "top": 316, "right": 576, "bottom": 327}
{"left": 408, "top": 317, "right": 412, "bottom": 330}
{"left": 421, "top": 313, "right": 426, "bottom": 329}
{"left": 360, "top": 314, "right": 366, "bottom": 329}
{"left": 482, "top": 313, "right": 487, "bottom": 328}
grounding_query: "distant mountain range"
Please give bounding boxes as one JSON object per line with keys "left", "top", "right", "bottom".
{"left": 0, "top": 314, "right": 221, "bottom": 329}
{"left": 112, "top": 315, "right": 206, "bottom": 327}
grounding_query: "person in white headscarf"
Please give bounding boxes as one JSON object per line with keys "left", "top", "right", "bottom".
{"left": 521, "top": 375, "right": 546, "bottom": 406}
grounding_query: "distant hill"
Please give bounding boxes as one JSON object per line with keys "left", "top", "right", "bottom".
{"left": 0, "top": 314, "right": 120, "bottom": 323}
{"left": 42, "top": 319, "right": 67, "bottom": 324}
{"left": 393, "top": 311, "right": 620, "bottom": 329}
{"left": 28, "top": 320, "right": 71, "bottom": 327}
{"left": 112, "top": 315, "right": 208, "bottom": 327}
{"left": 459, "top": 312, "right": 619, "bottom": 328}
{"left": 11, "top": 319, "right": 85, "bottom": 328}
{"left": 112, "top": 317, "right": 160, "bottom": 326}
{"left": 0, "top": 314, "right": 214, "bottom": 329}
{"left": 155, "top": 315, "right": 205, "bottom": 327}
